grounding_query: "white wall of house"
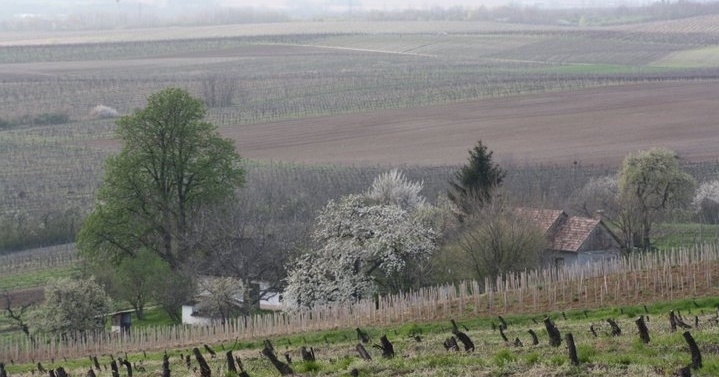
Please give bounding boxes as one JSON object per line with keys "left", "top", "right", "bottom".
{"left": 181, "top": 304, "right": 212, "bottom": 325}
{"left": 181, "top": 280, "right": 283, "bottom": 325}
{"left": 576, "top": 249, "right": 622, "bottom": 265}
{"left": 545, "top": 249, "right": 621, "bottom": 268}
{"left": 259, "top": 286, "right": 281, "bottom": 310}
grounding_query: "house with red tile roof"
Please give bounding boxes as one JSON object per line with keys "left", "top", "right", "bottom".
{"left": 518, "top": 208, "right": 623, "bottom": 267}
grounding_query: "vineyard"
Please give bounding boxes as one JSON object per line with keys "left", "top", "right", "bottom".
{"left": 1, "top": 245, "right": 719, "bottom": 375}
{"left": 2, "top": 18, "right": 719, "bottom": 234}
{"left": 0, "top": 244, "right": 78, "bottom": 285}
{"left": 2, "top": 15, "right": 719, "bottom": 376}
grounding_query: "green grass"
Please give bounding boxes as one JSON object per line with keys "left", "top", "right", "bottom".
{"left": 7, "top": 297, "right": 719, "bottom": 376}
{"left": 653, "top": 222, "right": 719, "bottom": 250}
{"left": 653, "top": 46, "right": 719, "bottom": 68}
{"left": 131, "top": 306, "right": 176, "bottom": 328}
{"left": 540, "top": 63, "right": 678, "bottom": 75}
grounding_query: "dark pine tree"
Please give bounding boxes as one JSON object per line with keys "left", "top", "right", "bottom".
{"left": 448, "top": 140, "right": 506, "bottom": 218}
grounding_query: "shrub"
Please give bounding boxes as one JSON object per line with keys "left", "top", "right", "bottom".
{"left": 693, "top": 180, "right": 719, "bottom": 223}
{"left": 493, "top": 349, "right": 516, "bottom": 367}
{"left": 32, "top": 112, "right": 69, "bottom": 125}
{"left": 90, "top": 105, "right": 120, "bottom": 119}
{"left": 0, "top": 117, "right": 12, "bottom": 129}
{"left": 296, "top": 361, "right": 321, "bottom": 373}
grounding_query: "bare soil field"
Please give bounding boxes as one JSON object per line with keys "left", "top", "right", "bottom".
{"left": 215, "top": 80, "right": 719, "bottom": 167}
{"left": 3, "top": 287, "right": 44, "bottom": 308}
{"left": 0, "top": 21, "right": 551, "bottom": 46}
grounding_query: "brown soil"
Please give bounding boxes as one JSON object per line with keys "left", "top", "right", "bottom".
{"left": 3, "top": 287, "right": 44, "bottom": 308}
{"left": 222, "top": 80, "right": 719, "bottom": 167}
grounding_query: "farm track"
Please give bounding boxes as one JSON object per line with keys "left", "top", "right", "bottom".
{"left": 217, "top": 80, "right": 719, "bottom": 167}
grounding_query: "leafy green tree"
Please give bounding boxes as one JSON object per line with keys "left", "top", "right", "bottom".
{"left": 106, "top": 249, "right": 168, "bottom": 320}
{"left": 448, "top": 140, "right": 506, "bottom": 217}
{"left": 78, "top": 88, "right": 244, "bottom": 270}
{"left": 32, "top": 277, "right": 112, "bottom": 340}
{"left": 617, "top": 148, "right": 695, "bottom": 250}
{"left": 151, "top": 267, "right": 195, "bottom": 323}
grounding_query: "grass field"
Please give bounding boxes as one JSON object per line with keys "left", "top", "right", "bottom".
{"left": 3, "top": 297, "right": 719, "bottom": 376}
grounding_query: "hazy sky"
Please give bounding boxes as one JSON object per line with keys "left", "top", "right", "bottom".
{"left": 0, "top": 0, "right": 511, "bottom": 19}
{"left": 219, "top": 0, "right": 510, "bottom": 10}
{"left": 129, "top": 1, "right": 507, "bottom": 9}
{"left": 4, "top": 0, "right": 628, "bottom": 13}
{"left": 0, "top": 0, "right": 672, "bottom": 19}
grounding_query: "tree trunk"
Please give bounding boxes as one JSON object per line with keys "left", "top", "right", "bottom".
{"left": 635, "top": 316, "right": 650, "bottom": 344}
{"left": 499, "top": 327, "right": 508, "bottom": 342}
{"left": 443, "top": 337, "right": 459, "bottom": 351}
{"left": 607, "top": 319, "right": 622, "bottom": 336}
{"left": 301, "top": 346, "right": 315, "bottom": 362}
{"left": 374, "top": 335, "right": 395, "bottom": 359}
{"left": 261, "top": 347, "right": 293, "bottom": 375}
{"left": 566, "top": 333, "right": 579, "bottom": 366}
{"left": 356, "top": 344, "right": 372, "bottom": 360}
{"left": 641, "top": 214, "right": 652, "bottom": 250}
{"left": 121, "top": 359, "right": 132, "bottom": 377}
{"left": 544, "top": 317, "right": 562, "bottom": 347}
{"left": 683, "top": 331, "right": 702, "bottom": 370}
{"left": 356, "top": 328, "right": 370, "bottom": 343}
{"left": 110, "top": 360, "right": 119, "bottom": 377}
{"left": 162, "top": 354, "right": 170, "bottom": 377}
{"left": 528, "top": 329, "right": 539, "bottom": 345}
{"left": 192, "top": 347, "right": 211, "bottom": 377}
{"left": 225, "top": 351, "right": 236, "bottom": 374}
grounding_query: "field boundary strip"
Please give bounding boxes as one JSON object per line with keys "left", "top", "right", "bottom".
{"left": 2, "top": 244, "right": 718, "bottom": 363}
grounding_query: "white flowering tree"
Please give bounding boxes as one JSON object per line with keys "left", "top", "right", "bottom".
{"left": 572, "top": 175, "right": 619, "bottom": 219}
{"left": 32, "top": 277, "right": 112, "bottom": 340}
{"left": 693, "top": 180, "right": 719, "bottom": 224}
{"left": 284, "top": 171, "right": 438, "bottom": 309}
{"left": 366, "top": 169, "right": 425, "bottom": 210}
{"left": 195, "top": 276, "right": 245, "bottom": 325}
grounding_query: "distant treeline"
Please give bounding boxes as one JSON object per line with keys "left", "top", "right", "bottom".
{"left": 3, "top": 159, "right": 719, "bottom": 254}
{"left": 3, "top": 1, "right": 719, "bottom": 32}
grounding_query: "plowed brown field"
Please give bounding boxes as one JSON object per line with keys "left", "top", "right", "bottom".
{"left": 223, "top": 80, "right": 719, "bottom": 167}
